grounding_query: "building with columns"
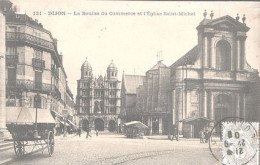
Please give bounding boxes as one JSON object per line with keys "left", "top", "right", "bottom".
{"left": 170, "top": 12, "right": 260, "bottom": 138}
{"left": 76, "top": 58, "right": 121, "bottom": 132}
{"left": 1, "top": 2, "right": 76, "bottom": 136}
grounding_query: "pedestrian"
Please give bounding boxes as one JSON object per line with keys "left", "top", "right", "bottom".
{"left": 86, "top": 127, "right": 92, "bottom": 138}
{"left": 199, "top": 129, "right": 205, "bottom": 143}
{"left": 78, "top": 128, "right": 81, "bottom": 137}
{"left": 171, "top": 125, "right": 179, "bottom": 141}
{"left": 204, "top": 129, "right": 209, "bottom": 143}
{"left": 95, "top": 129, "right": 99, "bottom": 136}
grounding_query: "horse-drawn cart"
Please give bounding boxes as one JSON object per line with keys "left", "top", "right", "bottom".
{"left": 6, "top": 105, "right": 56, "bottom": 157}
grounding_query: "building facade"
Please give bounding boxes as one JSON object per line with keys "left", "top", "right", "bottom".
{"left": 121, "top": 61, "right": 171, "bottom": 135}
{"left": 137, "top": 61, "right": 171, "bottom": 135}
{"left": 170, "top": 12, "right": 260, "bottom": 138}
{"left": 3, "top": 6, "right": 76, "bottom": 135}
{"left": 121, "top": 74, "right": 145, "bottom": 122}
{"left": 76, "top": 58, "right": 121, "bottom": 132}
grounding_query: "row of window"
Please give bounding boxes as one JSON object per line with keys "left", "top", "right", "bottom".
{"left": 7, "top": 47, "right": 43, "bottom": 59}
{"left": 79, "top": 107, "right": 117, "bottom": 114}
{"left": 6, "top": 95, "right": 47, "bottom": 109}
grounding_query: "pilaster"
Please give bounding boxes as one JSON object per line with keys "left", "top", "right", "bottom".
{"left": 0, "top": 0, "right": 12, "bottom": 138}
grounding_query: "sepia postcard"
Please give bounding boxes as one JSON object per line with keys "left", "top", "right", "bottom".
{"left": 0, "top": 0, "right": 259, "bottom": 165}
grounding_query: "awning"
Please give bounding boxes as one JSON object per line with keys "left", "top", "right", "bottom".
{"left": 123, "top": 121, "right": 148, "bottom": 129}
{"left": 179, "top": 117, "right": 214, "bottom": 123}
{"left": 51, "top": 110, "right": 64, "bottom": 118}
{"left": 6, "top": 107, "right": 56, "bottom": 124}
{"left": 67, "top": 120, "right": 77, "bottom": 127}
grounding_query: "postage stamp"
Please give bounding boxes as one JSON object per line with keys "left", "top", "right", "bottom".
{"left": 222, "top": 121, "right": 259, "bottom": 165}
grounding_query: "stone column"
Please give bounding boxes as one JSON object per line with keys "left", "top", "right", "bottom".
{"left": 210, "top": 92, "right": 214, "bottom": 120}
{"left": 203, "top": 90, "right": 208, "bottom": 118}
{"left": 210, "top": 37, "right": 216, "bottom": 68}
{"left": 0, "top": 0, "right": 12, "bottom": 137}
{"left": 241, "top": 39, "right": 246, "bottom": 70}
{"left": 242, "top": 93, "right": 246, "bottom": 120}
{"left": 0, "top": 11, "right": 7, "bottom": 136}
{"left": 235, "top": 93, "right": 240, "bottom": 117}
{"left": 209, "top": 91, "right": 215, "bottom": 128}
{"left": 207, "top": 35, "right": 212, "bottom": 68}
{"left": 203, "top": 35, "right": 208, "bottom": 68}
{"left": 172, "top": 89, "right": 176, "bottom": 125}
{"left": 199, "top": 89, "right": 203, "bottom": 117}
{"left": 236, "top": 39, "right": 241, "bottom": 70}
{"left": 186, "top": 90, "right": 191, "bottom": 117}
{"left": 159, "top": 117, "right": 162, "bottom": 135}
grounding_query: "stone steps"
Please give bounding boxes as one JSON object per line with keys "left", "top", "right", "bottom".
{"left": 0, "top": 140, "right": 13, "bottom": 152}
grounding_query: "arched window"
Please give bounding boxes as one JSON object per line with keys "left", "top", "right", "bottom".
{"left": 216, "top": 40, "right": 231, "bottom": 70}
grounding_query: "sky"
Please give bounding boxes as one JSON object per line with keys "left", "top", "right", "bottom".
{"left": 10, "top": 0, "right": 260, "bottom": 98}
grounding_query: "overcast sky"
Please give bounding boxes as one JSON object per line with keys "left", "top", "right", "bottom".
{"left": 11, "top": 0, "right": 260, "bottom": 97}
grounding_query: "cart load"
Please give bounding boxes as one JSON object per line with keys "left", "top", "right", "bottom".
{"left": 123, "top": 121, "right": 148, "bottom": 138}
{"left": 6, "top": 106, "right": 56, "bottom": 157}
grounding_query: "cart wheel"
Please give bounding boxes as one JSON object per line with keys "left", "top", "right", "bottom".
{"left": 47, "top": 131, "right": 54, "bottom": 156}
{"left": 14, "top": 140, "right": 25, "bottom": 158}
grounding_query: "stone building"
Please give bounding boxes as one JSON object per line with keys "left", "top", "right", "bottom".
{"left": 76, "top": 58, "right": 121, "bottom": 132}
{"left": 121, "top": 74, "right": 145, "bottom": 122}
{"left": 137, "top": 61, "right": 171, "bottom": 135}
{"left": 170, "top": 12, "right": 260, "bottom": 138}
{"left": 121, "top": 61, "right": 171, "bottom": 135}
{"left": 2, "top": 3, "right": 76, "bottom": 136}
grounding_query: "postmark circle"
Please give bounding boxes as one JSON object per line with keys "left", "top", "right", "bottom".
{"left": 208, "top": 117, "right": 258, "bottom": 165}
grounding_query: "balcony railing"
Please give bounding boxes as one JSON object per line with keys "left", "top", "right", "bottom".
{"left": 6, "top": 54, "right": 19, "bottom": 66}
{"left": 6, "top": 32, "right": 55, "bottom": 51}
{"left": 6, "top": 79, "right": 61, "bottom": 99}
{"left": 32, "top": 58, "right": 45, "bottom": 69}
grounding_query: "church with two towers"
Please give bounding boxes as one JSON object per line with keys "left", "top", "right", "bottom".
{"left": 76, "top": 58, "right": 121, "bottom": 132}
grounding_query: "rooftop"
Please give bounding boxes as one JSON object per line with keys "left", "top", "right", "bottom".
{"left": 122, "top": 75, "right": 145, "bottom": 94}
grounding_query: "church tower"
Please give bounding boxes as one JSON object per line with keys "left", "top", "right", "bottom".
{"left": 76, "top": 59, "right": 121, "bottom": 132}
{"left": 106, "top": 60, "right": 118, "bottom": 80}
{"left": 81, "top": 57, "right": 92, "bottom": 79}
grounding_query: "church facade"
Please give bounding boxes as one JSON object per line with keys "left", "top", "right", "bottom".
{"left": 76, "top": 58, "right": 121, "bottom": 132}
{"left": 170, "top": 12, "right": 260, "bottom": 138}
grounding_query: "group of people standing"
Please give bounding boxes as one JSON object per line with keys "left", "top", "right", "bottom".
{"left": 199, "top": 129, "right": 210, "bottom": 143}
{"left": 77, "top": 127, "right": 99, "bottom": 138}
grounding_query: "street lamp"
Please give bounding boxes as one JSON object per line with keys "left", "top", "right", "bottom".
{"left": 34, "top": 93, "right": 41, "bottom": 138}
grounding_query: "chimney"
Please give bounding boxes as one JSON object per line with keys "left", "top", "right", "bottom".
{"left": 59, "top": 52, "right": 63, "bottom": 64}
{"left": 53, "top": 38, "right": 58, "bottom": 48}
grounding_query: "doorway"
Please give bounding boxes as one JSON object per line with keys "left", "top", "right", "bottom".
{"left": 94, "top": 118, "right": 104, "bottom": 131}
{"left": 108, "top": 120, "right": 116, "bottom": 132}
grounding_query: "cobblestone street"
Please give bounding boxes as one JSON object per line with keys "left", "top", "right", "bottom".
{"left": 5, "top": 134, "right": 220, "bottom": 165}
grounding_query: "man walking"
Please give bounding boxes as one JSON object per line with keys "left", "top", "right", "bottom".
{"left": 204, "top": 129, "right": 209, "bottom": 143}
{"left": 86, "top": 126, "right": 92, "bottom": 139}
{"left": 199, "top": 129, "right": 205, "bottom": 143}
{"left": 171, "top": 125, "right": 178, "bottom": 141}
{"left": 95, "top": 129, "right": 99, "bottom": 136}
{"left": 78, "top": 128, "right": 81, "bottom": 137}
